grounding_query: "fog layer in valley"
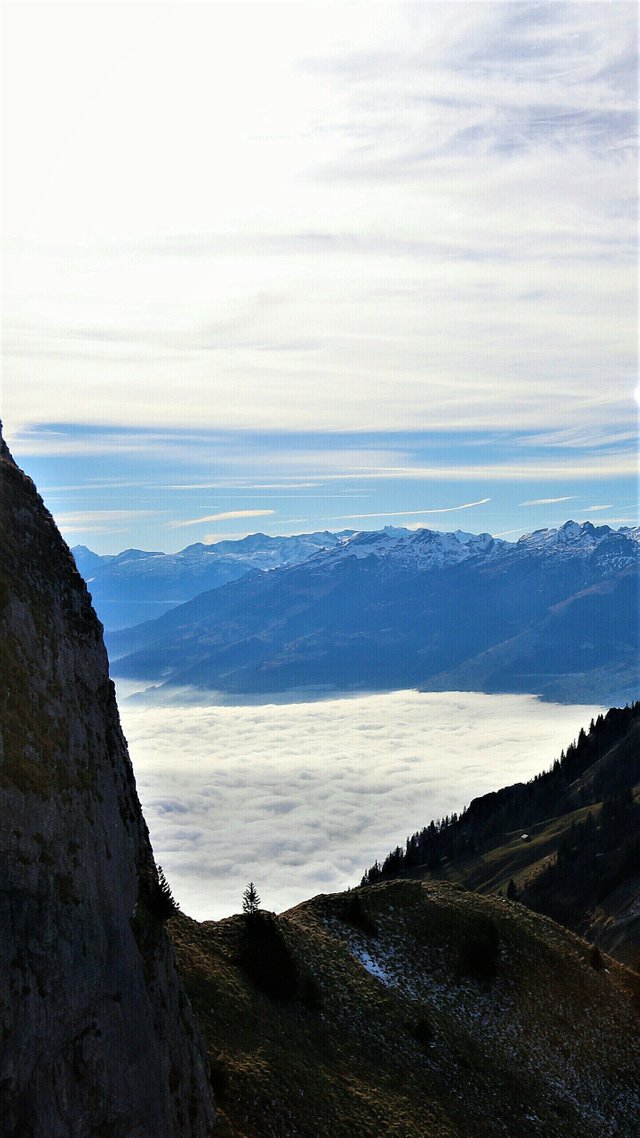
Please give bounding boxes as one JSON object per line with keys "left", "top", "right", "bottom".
{"left": 116, "top": 688, "right": 604, "bottom": 921}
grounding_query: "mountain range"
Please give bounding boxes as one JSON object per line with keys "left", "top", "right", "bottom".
{"left": 72, "top": 530, "right": 354, "bottom": 630}
{"left": 104, "top": 521, "right": 639, "bottom": 705}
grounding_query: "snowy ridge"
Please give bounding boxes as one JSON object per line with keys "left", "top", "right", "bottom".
{"left": 72, "top": 530, "right": 358, "bottom": 629}
{"left": 516, "top": 520, "right": 640, "bottom": 555}
{"left": 307, "top": 525, "right": 505, "bottom": 571}
{"left": 75, "top": 521, "right": 639, "bottom": 583}
{"left": 306, "top": 520, "right": 638, "bottom": 574}
{"left": 77, "top": 520, "right": 639, "bottom": 634}
{"left": 74, "top": 530, "right": 353, "bottom": 582}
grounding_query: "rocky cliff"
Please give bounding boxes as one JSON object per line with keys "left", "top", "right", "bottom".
{"left": 0, "top": 424, "right": 216, "bottom": 1137}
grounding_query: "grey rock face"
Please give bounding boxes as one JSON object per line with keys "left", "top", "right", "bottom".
{"left": 0, "top": 426, "right": 216, "bottom": 1137}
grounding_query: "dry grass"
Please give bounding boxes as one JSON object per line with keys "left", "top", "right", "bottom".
{"left": 170, "top": 880, "right": 639, "bottom": 1138}
{"left": 429, "top": 803, "right": 601, "bottom": 896}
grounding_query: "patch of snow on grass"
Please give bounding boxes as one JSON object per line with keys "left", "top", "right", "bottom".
{"left": 352, "top": 945, "right": 392, "bottom": 985}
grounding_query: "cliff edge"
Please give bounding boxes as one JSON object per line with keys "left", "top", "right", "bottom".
{"left": 0, "top": 424, "right": 216, "bottom": 1137}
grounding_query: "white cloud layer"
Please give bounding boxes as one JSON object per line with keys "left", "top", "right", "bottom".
{"left": 116, "top": 689, "right": 604, "bottom": 921}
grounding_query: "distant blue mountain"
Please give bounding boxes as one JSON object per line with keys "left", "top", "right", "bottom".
{"left": 72, "top": 530, "right": 354, "bottom": 630}
{"left": 106, "top": 521, "right": 639, "bottom": 705}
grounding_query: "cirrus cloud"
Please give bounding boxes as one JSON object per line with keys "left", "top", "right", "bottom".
{"left": 520, "top": 496, "right": 577, "bottom": 507}
{"left": 333, "top": 498, "right": 491, "bottom": 520}
{"left": 4, "top": 4, "right": 636, "bottom": 553}
{"left": 4, "top": 3, "right": 637, "bottom": 442}
{"left": 169, "top": 509, "right": 275, "bottom": 528}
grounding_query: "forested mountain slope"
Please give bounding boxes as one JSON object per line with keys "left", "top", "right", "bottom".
{"left": 363, "top": 703, "right": 640, "bottom": 966}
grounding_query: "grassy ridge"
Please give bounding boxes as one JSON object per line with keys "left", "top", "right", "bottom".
{"left": 171, "top": 880, "right": 640, "bottom": 1138}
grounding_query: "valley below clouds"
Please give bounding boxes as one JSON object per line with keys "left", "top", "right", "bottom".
{"left": 116, "top": 688, "right": 603, "bottom": 921}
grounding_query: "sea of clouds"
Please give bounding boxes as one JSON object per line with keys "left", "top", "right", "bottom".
{"left": 116, "top": 688, "right": 603, "bottom": 921}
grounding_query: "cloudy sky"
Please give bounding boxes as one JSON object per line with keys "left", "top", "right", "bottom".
{"left": 116, "top": 687, "right": 604, "bottom": 919}
{"left": 3, "top": 1, "right": 637, "bottom": 552}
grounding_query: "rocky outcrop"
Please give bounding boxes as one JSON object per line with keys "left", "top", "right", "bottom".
{"left": 0, "top": 423, "right": 216, "bottom": 1137}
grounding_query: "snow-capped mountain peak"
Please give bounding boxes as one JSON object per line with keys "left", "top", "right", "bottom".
{"left": 517, "top": 520, "right": 629, "bottom": 552}
{"left": 310, "top": 526, "right": 504, "bottom": 571}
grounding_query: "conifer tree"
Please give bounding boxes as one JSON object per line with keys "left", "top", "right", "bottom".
{"left": 153, "top": 865, "right": 180, "bottom": 919}
{"left": 242, "top": 882, "right": 261, "bottom": 915}
{"left": 506, "top": 878, "right": 519, "bottom": 902}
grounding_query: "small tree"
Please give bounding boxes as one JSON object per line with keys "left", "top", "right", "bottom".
{"left": 151, "top": 865, "right": 180, "bottom": 920}
{"left": 242, "top": 882, "right": 260, "bottom": 916}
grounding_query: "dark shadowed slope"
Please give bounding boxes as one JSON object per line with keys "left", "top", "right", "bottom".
{"left": 0, "top": 424, "right": 216, "bottom": 1138}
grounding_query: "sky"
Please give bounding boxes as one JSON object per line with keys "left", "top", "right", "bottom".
{"left": 2, "top": 1, "right": 638, "bottom": 553}
{"left": 115, "top": 686, "right": 605, "bottom": 919}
